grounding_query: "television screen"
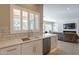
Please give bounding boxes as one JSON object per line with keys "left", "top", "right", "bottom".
{"left": 63, "top": 23, "right": 76, "bottom": 29}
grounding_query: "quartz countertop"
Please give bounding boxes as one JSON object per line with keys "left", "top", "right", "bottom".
{"left": 0, "top": 39, "right": 23, "bottom": 49}
{"left": 43, "top": 33, "right": 57, "bottom": 38}
{"left": 0, "top": 33, "right": 57, "bottom": 49}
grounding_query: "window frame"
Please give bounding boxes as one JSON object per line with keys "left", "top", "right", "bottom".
{"left": 10, "top": 5, "right": 40, "bottom": 33}
{"left": 43, "top": 21, "right": 53, "bottom": 33}
{"left": 29, "top": 10, "right": 40, "bottom": 32}
{"left": 21, "top": 8, "right": 29, "bottom": 33}
{"left": 10, "top": 5, "right": 22, "bottom": 33}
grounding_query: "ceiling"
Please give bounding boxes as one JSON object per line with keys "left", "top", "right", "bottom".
{"left": 44, "top": 4, "right": 79, "bottom": 20}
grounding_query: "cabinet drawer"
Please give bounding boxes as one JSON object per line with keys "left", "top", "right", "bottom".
{"left": 0, "top": 45, "right": 21, "bottom": 55}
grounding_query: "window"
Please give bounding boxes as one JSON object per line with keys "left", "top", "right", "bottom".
{"left": 11, "top": 5, "right": 40, "bottom": 33}
{"left": 29, "top": 13, "right": 35, "bottom": 31}
{"left": 22, "top": 11, "right": 28, "bottom": 31}
{"left": 12, "top": 8, "right": 21, "bottom": 32}
{"left": 35, "top": 14, "right": 39, "bottom": 31}
{"left": 53, "top": 23, "right": 58, "bottom": 32}
{"left": 43, "top": 22, "right": 53, "bottom": 33}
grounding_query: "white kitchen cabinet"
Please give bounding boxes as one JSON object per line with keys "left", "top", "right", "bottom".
{"left": 0, "top": 45, "right": 21, "bottom": 55}
{"left": 33, "top": 39, "right": 43, "bottom": 55}
{"left": 21, "top": 42, "right": 33, "bottom": 55}
{"left": 21, "top": 39, "right": 43, "bottom": 55}
{"left": 51, "top": 35, "right": 58, "bottom": 49}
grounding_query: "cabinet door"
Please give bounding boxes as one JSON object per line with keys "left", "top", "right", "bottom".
{"left": 51, "top": 36, "right": 56, "bottom": 49}
{"left": 0, "top": 45, "right": 21, "bottom": 55}
{"left": 21, "top": 42, "right": 33, "bottom": 55}
{"left": 51, "top": 35, "right": 58, "bottom": 49}
{"left": 33, "top": 40, "right": 43, "bottom": 55}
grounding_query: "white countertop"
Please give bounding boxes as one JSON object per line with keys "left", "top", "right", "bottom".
{"left": 0, "top": 33, "right": 57, "bottom": 49}
{"left": 0, "top": 39, "right": 23, "bottom": 49}
{"left": 43, "top": 33, "right": 57, "bottom": 38}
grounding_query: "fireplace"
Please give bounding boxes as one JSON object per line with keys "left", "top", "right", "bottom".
{"left": 63, "top": 31, "right": 76, "bottom": 33}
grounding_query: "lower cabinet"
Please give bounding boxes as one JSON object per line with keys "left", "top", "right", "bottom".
{"left": 21, "top": 39, "right": 43, "bottom": 55}
{"left": 21, "top": 42, "right": 33, "bottom": 55}
{"left": 51, "top": 35, "right": 58, "bottom": 49}
{"left": 0, "top": 45, "right": 21, "bottom": 55}
{"left": 33, "top": 39, "right": 43, "bottom": 55}
{"left": 0, "top": 39, "right": 43, "bottom": 55}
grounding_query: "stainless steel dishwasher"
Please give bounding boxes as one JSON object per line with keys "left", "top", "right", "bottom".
{"left": 43, "top": 37, "right": 51, "bottom": 55}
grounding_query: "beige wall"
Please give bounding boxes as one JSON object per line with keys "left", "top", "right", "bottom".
{"left": 0, "top": 4, "right": 10, "bottom": 33}
{"left": 15, "top": 4, "right": 42, "bottom": 12}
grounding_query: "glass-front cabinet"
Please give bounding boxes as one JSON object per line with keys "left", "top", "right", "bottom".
{"left": 11, "top": 5, "right": 40, "bottom": 33}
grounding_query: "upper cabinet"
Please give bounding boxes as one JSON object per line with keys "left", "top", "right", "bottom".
{"left": 10, "top": 5, "right": 40, "bottom": 33}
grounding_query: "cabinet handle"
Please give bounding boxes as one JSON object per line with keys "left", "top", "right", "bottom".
{"left": 7, "top": 48, "right": 17, "bottom": 52}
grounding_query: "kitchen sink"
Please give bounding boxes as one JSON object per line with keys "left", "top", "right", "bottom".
{"left": 22, "top": 38, "right": 30, "bottom": 41}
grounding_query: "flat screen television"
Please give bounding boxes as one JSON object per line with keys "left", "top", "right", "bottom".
{"left": 63, "top": 23, "right": 76, "bottom": 29}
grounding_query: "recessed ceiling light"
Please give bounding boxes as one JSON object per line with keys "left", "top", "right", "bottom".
{"left": 67, "top": 8, "right": 70, "bottom": 11}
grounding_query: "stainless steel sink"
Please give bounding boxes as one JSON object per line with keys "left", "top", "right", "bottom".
{"left": 22, "top": 38, "right": 30, "bottom": 41}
